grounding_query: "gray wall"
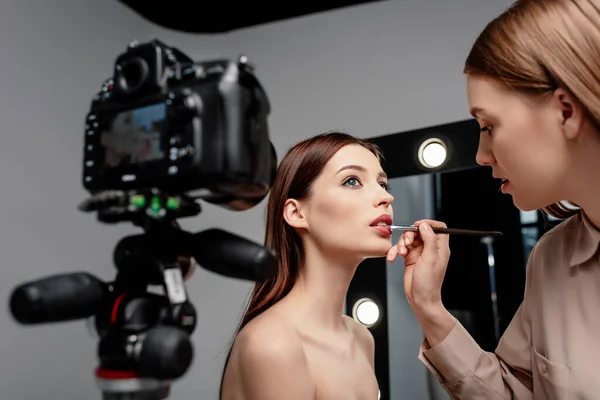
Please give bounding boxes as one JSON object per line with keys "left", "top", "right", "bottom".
{"left": 0, "top": 1, "right": 229, "bottom": 399}
{"left": 0, "top": 1, "right": 512, "bottom": 399}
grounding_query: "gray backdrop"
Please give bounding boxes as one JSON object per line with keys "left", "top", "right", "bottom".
{"left": 0, "top": 1, "right": 513, "bottom": 398}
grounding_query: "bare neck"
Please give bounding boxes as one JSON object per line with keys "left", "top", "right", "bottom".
{"left": 280, "top": 242, "right": 361, "bottom": 334}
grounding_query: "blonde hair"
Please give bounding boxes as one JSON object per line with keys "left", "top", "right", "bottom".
{"left": 464, "top": 0, "right": 600, "bottom": 219}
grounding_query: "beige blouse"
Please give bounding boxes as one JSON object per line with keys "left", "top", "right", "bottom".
{"left": 418, "top": 211, "right": 600, "bottom": 399}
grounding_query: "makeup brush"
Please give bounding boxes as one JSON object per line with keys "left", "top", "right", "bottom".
{"left": 386, "top": 225, "right": 503, "bottom": 237}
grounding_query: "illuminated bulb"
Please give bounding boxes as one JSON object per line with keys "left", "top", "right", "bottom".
{"left": 352, "top": 298, "right": 380, "bottom": 327}
{"left": 418, "top": 138, "right": 447, "bottom": 168}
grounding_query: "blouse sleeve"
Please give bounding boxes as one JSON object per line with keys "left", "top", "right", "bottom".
{"left": 417, "top": 246, "right": 539, "bottom": 399}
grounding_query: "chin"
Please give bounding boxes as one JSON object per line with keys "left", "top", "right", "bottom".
{"left": 512, "top": 201, "right": 537, "bottom": 212}
{"left": 508, "top": 181, "right": 562, "bottom": 212}
{"left": 360, "top": 242, "right": 392, "bottom": 258}
{"left": 512, "top": 193, "right": 555, "bottom": 212}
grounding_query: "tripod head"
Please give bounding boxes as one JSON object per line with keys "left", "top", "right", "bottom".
{"left": 9, "top": 189, "right": 276, "bottom": 400}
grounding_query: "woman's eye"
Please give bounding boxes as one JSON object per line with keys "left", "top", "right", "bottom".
{"left": 343, "top": 177, "right": 361, "bottom": 187}
{"left": 480, "top": 126, "right": 492, "bottom": 136}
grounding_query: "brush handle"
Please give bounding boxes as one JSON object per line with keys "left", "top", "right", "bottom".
{"left": 389, "top": 225, "right": 503, "bottom": 237}
{"left": 432, "top": 227, "right": 503, "bottom": 236}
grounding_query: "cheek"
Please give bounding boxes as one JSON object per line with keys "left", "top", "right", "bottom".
{"left": 496, "top": 115, "right": 543, "bottom": 161}
{"left": 308, "top": 194, "right": 362, "bottom": 240}
{"left": 311, "top": 195, "right": 355, "bottom": 225}
{"left": 497, "top": 120, "right": 565, "bottom": 183}
{"left": 306, "top": 193, "right": 392, "bottom": 255}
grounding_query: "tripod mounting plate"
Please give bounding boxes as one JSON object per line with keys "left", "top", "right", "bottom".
{"left": 96, "top": 367, "right": 171, "bottom": 400}
{"left": 78, "top": 188, "right": 201, "bottom": 226}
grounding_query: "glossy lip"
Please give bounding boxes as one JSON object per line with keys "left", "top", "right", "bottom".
{"left": 369, "top": 214, "right": 393, "bottom": 227}
{"left": 371, "top": 225, "right": 393, "bottom": 237}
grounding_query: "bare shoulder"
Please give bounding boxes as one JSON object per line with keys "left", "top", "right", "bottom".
{"left": 343, "top": 315, "right": 375, "bottom": 366}
{"left": 228, "top": 311, "right": 316, "bottom": 399}
{"left": 235, "top": 311, "right": 305, "bottom": 360}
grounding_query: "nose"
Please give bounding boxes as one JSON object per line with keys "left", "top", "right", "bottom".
{"left": 475, "top": 133, "right": 496, "bottom": 166}
{"left": 376, "top": 186, "right": 394, "bottom": 208}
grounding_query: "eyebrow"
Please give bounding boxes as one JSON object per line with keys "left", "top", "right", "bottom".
{"left": 336, "top": 164, "right": 387, "bottom": 179}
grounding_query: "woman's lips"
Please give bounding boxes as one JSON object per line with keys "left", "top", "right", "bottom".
{"left": 371, "top": 225, "right": 392, "bottom": 236}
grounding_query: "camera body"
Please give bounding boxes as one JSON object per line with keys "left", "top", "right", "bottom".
{"left": 82, "top": 39, "right": 274, "bottom": 210}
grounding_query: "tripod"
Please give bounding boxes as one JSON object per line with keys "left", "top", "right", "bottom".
{"left": 9, "top": 189, "right": 276, "bottom": 400}
{"left": 93, "top": 218, "right": 197, "bottom": 400}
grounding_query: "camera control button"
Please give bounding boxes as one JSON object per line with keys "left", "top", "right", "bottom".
{"left": 181, "top": 65, "right": 204, "bottom": 81}
{"left": 171, "top": 95, "right": 199, "bottom": 117}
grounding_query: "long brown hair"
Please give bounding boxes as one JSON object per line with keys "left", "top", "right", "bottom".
{"left": 218, "top": 131, "right": 381, "bottom": 397}
{"left": 463, "top": 0, "right": 600, "bottom": 219}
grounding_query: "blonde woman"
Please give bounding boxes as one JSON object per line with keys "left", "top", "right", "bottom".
{"left": 387, "top": 1, "right": 600, "bottom": 398}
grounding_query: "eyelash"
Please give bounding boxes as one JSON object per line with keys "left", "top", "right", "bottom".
{"left": 480, "top": 125, "right": 492, "bottom": 136}
{"left": 343, "top": 176, "right": 390, "bottom": 191}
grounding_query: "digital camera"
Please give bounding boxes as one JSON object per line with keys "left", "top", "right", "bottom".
{"left": 10, "top": 38, "right": 278, "bottom": 400}
{"left": 82, "top": 39, "right": 275, "bottom": 210}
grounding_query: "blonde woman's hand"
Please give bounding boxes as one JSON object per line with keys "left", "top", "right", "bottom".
{"left": 387, "top": 219, "right": 451, "bottom": 313}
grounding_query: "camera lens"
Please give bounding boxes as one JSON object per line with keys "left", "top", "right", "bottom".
{"left": 115, "top": 57, "right": 148, "bottom": 94}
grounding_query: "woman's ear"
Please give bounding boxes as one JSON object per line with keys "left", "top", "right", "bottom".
{"left": 553, "top": 87, "right": 585, "bottom": 140}
{"left": 283, "top": 198, "right": 308, "bottom": 230}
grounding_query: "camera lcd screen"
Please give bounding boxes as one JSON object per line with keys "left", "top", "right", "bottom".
{"left": 99, "top": 103, "right": 166, "bottom": 168}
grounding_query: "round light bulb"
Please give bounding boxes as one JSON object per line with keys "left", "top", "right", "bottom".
{"left": 418, "top": 138, "right": 447, "bottom": 168}
{"left": 352, "top": 298, "right": 380, "bottom": 327}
